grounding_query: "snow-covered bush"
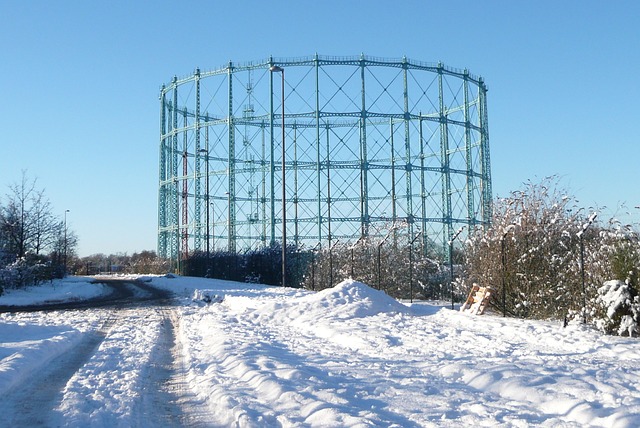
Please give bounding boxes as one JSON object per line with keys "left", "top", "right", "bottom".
{"left": 0, "top": 255, "right": 54, "bottom": 290}
{"left": 463, "top": 178, "right": 591, "bottom": 319}
{"left": 462, "top": 177, "right": 640, "bottom": 338}
{"left": 0, "top": 257, "right": 34, "bottom": 289}
{"left": 593, "top": 280, "right": 640, "bottom": 336}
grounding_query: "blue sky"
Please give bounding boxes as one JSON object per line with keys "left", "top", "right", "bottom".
{"left": 1, "top": 1, "right": 638, "bottom": 256}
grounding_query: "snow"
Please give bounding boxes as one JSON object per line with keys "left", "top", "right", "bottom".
{"left": 1, "top": 275, "right": 640, "bottom": 427}
{"left": 0, "top": 276, "right": 107, "bottom": 306}
{"left": 56, "top": 308, "right": 165, "bottom": 426}
{"left": 596, "top": 280, "right": 640, "bottom": 337}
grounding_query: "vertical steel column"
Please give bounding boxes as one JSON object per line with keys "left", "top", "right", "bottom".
{"left": 194, "top": 69, "right": 202, "bottom": 251}
{"left": 158, "top": 85, "right": 167, "bottom": 257}
{"left": 478, "top": 78, "right": 492, "bottom": 225}
{"left": 419, "top": 113, "right": 428, "bottom": 254}
{"left": 280, "top": 67, "right": 286, "bottom": 287}
{"left": 326, "top": 123, "right": 332, "bottom": 245}
{"left": 403, "top": 58, "right": 413, "bottom": 237}
{"left": 359, "top": 56, "right": 369, "bottom": 237}
{"left": 293, "top": 123, "right": 299, "bottom": 246}
{"left": 204, "top": 124, "right": 210, "bottom": 254}
{"left": 228, "top": 62, "right": 236, "bottom": 253}
{"left": 171, "top": 77, "right": 179, "bottom": 267}
{"left": 269, "top": 60, "right": 276, "bottom": 245}
{"left": 182, "top": 110, "right": 189, "bottom": 259}
{"left": 439, "top": 64, "right": 452, "bottom": 262}
{"left": 261, "top": 122, "right": 267, "bottom": 246}
{"left": 315, "top": 54, "right": 322, "bottom": 244}
{"left": 463, "top": 71, "right": 474, "bottom": 224}
{"left": 390, "top": 119, "right": 397, "bottom": 225}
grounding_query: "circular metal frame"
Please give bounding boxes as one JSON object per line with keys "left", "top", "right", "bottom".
{"left": 158, "top": 55, "right": 492, "bottom": 265}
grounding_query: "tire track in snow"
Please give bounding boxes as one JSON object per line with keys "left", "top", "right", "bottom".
{"left": 2, "top": 281, "right": 217, "bottom": 427}
{"left": 136, "top": 306, "right": 214, "bottom": 427}
{"left": 0, "top": 309, "right": 119, "bottom": 426}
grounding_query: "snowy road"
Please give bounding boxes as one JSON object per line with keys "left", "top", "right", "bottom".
{"left": 0, "top": 280, "right": 213, "bottom": 427}
{"left": 1, "top": 276, "right": 639, "bottom": 427}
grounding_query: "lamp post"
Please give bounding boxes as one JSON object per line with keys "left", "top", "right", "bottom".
{"left": 64, "top": 209, "right": 70, "bottom": 275}
{"left": 448, "top": 226, "right": 465, "bottom": 310}
{"left": 199, "top": 148, "right": 210, "bottom": 258}
{"left": 578, "top": 212, "right": 597, "bottom": 324}
{"left": 270, "top": 64, "right": 286, "bottom": 287}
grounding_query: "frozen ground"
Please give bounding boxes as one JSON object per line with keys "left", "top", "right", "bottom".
{"left": 0, "top": 276, "right": 107, "bottom": 306}
{"left": 0, "top": 275, "right": 639, "bottom": 427}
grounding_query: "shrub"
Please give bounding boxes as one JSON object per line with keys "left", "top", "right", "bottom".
{"left": 594, "top": 280, "right": 640, "bottom": 336}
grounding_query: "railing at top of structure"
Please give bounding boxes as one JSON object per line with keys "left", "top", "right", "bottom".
{"left": 161, "top": 55, "right": 485, "bottom": 93}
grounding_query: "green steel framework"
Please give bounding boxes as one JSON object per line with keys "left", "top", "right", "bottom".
{"left": 158, "top": 55, "right": 492, "bottom": 267}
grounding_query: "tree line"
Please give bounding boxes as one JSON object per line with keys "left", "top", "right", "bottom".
{"left": 73, "top": 250, "right": 170, "bottom": 276}
{"left": 0, "top": 172, "right": 77, "bottom": 294}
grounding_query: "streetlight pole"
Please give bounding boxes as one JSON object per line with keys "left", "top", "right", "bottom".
{"left": 64, "top": 209, "right": 70, "bottom": 275}
{"left": 448, "top": 226, "right": 465, "bottom": 310}
{"left": 270, "top": 65, "right": 286, "bottom": 287}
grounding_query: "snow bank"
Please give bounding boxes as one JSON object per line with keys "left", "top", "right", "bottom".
{"left": 0, "top": 276, "right": 107, "bottom": 306}
{"left": 0, "top": 324, "right": 83, "bottom": 396}
{"left": 0, "top": 309, "right": 106, "bottom": 400}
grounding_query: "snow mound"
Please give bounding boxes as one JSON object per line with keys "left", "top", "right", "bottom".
{"left": 292, "top": 279, "right": 409, "bottom": 321}
{"left": 246, "top": 279, "right": 411, "bottom": 353}
{"left": 192, "top": 289, "right": 224, "bottom": 305}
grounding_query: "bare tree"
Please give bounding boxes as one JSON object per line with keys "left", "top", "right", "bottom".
{"left": 1, "top": 172, "right": 36, "bottom": 258}
{"left": 0, "top": 172, "right": 60, "bottom": 260}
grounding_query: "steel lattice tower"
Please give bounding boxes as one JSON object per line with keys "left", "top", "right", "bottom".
{"left": 158, "top": 55, "right": 492, "bottom": 268}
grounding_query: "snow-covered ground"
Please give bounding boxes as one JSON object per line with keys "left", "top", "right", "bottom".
{"left": 0, "top": 276, "right": 107, "bottom": 306}
{"left": 1, "top": 275, "right": 639, "bottom": 427}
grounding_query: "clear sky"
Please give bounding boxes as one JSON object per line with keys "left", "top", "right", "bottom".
{"left": 1, "top": 1, "right": 638, "bottom": 257}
